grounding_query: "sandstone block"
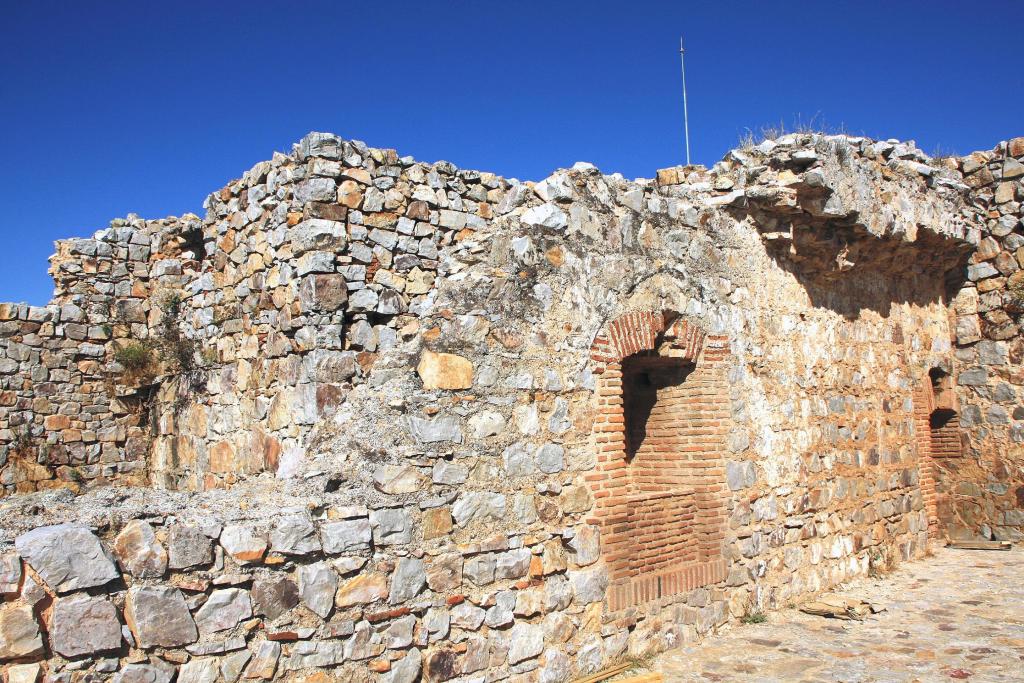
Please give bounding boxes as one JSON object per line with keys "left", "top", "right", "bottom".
{"left": 417, "top": 351, "right": 474, "bottom": 390}
{"left": 244, "top": 640, "right": 281, "bottom": 679}
{"left": 220, "top": 525, "right": 267, "bottom": 564}
{"left": 252, "top": 575, "right": 299, "bottom": 621}
{"left": 335, "top": 572, "right": 388, "bottom": 607}
{"left": 422, "top": 507, "right": 453, "bottom": 540}
{"left": 425, "top": 554, "right": 463, "bottom": 592}
{"left": 0, "top": 603, "right": 43, "bottom": 661}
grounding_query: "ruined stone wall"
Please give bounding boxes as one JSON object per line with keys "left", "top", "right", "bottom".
{"left": 941, "top": 137, "right": 1024, "bottom": 539}
{"left": 0, "top": 130, "right": 1013, "bottom": 683}
{"left": 0, "top": 215, "right": 205, "bottom": 495}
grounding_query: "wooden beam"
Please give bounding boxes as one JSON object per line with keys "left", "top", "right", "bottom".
{"left": 947, "top": 540, "right": 1012, "bottom": 550}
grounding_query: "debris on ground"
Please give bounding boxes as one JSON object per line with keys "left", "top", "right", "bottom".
{"left": 799, "top": 595, "right": 885, "bottom": 620}
{"left": 947, "top": 540, "right": 1012, "bottom": 551}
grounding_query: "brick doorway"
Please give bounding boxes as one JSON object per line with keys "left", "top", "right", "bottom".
{"left": 915, "top": 366, "right": 962, "bottom": 535}
{"left": 588, "top": 312, "right": 730, "bottom": 611}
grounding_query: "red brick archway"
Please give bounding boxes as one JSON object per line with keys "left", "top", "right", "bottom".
{"left": 586, "top": 311, "right": 730, "bottom": 611}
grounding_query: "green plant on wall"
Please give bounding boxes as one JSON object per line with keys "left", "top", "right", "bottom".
{"left": 114, "top": 341, "right": 155, "bottom": 373}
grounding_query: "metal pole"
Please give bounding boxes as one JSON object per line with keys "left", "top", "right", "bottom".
{"left": 679, "top": 36, "right": 691, "bottom": 166}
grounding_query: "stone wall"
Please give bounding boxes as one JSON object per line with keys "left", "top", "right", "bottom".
{"left": 0, "top": 130, "right": 1020, "bottom": 682}
{"left": 940, "top": 138, "right": 1024, "bottom": 539}
{"left": 0, "top": 214, "right": 204, "bottom": 494}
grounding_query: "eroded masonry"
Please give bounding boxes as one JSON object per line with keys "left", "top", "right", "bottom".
{"left": 0, "top": 131, "right": 1022, "bottom": 683}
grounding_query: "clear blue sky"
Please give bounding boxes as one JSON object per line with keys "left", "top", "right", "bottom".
{"left": 2, "top": 1, "right": 1021, "bottom": 305}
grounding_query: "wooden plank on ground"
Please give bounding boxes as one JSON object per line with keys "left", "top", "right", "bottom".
{"left": 572, "top": 663, "right": 630, "bottom": 683}
{"left": 947, "top": 540, "right": 1012, "bottom": 550}
{"left": 617, "top": 674, "right": 664, "bottom": 683}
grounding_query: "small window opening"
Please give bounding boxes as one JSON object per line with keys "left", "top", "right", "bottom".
{"left": 622, "top": 354, "right": 692, "bottom": 461}
{"left": 180, "top": 227, "right": 208, "bottom": 262}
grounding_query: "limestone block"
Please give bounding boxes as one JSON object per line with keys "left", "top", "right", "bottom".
{"left": 269, "top": 515, "right": 321, "bottom": 556}
{"left": 298, "top": 562, "right": 338, "bottom": 618}
{"left": 389, "top": 557, "right": 426, "bottom": 604}
{"left": 0, "top": 552, "right": 21, "bottom": 595}
{"left": 321, "top": 518, "right": 371, "bottom": 554}
{"left": 179, "top": 657, "right": 220, "bottom": 683}
{"left": 507, "top": 622, "right": 544, "bottom": 664}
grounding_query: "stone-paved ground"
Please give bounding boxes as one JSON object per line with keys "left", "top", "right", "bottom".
{"left": 654, "top": 547, "right": 1024, "bottom": 682}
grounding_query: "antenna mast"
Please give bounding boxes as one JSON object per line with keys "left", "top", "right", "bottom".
{"left": 679, "top": 36, "right": 691, "bottom": 166}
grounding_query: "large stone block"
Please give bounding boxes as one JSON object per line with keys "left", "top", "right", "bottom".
{"left": 417, "top": 351, "right": 474, "bottom": 390}
{"left": 125, "top": 586, "right": 198, "bottom": 648}
{"left": 50, "top": 594, "right": 122, "bottom": 658}
{"left": 15, "top": 523, "right": 120, "bottom": 593}
{"left": 113, "top": 520, "right": 168, "bottom": 578}
{"left": 167, "top": 524, "right": 213, "bottom": 569}
{"left": 195, "top": 588, "right": 252, "bottom": 634}
{"left": 0, "top": 603, "right": 43, "bottom": 661}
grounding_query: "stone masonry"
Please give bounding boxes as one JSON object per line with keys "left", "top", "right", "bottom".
{"left": 0, "top": 130, "right": 1021, "bottom": 682}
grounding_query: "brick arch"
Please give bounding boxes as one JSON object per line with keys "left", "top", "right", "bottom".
{"left": 587, "top": 310, "right": 730, "bottom": 611}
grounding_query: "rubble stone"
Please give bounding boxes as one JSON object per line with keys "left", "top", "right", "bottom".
{"left": 195, "top": 588, "right": 252, "bottom": 633}
{"left": 0, "top": 604, "right": 43, "bottom": 660}
{"left": 113, "top": 520, "right": 168, "bottom": 578}
{"left": 15, "top": 524, "right": 119, "bottom": 592}
{"left": 167, "top": 525, "right": 213, "bottom": 569}
{"left": 125, "top": 586, "right": 198, "bottom": 648}
{"left": 298, "top": 561, "right": 337, "bottom": 618}
{"left": 50, "top": 594, "right": 122, "bottom": 657}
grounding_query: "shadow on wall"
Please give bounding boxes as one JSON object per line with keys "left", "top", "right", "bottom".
{"left": 750, "top": 214, "right": 972, "bottom": 320}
